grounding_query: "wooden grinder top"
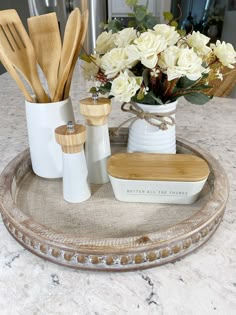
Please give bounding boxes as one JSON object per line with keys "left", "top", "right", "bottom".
{"left": 79, "top": 96, "right": 111, "bottom": 126}
{"left": 55, "top": 123, "right": 86, "bottom": 154}
{"left": 107, "top": 153, "right": 210, "bottom": 182}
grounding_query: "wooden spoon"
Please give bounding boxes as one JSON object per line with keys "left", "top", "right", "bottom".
{"left": 0, "top": 45, "right": 34, "bottom": 102}
{"left": 63, "top": 9, "right": 89, "bottom": 100}
{"left": 53, "top": 8, "right": 81, "bottom": 102}
{"left": 0, "top": 9, "right": 50, "bottom": 103}
{"left": 27, "top": 13, "right": 62, "bottom": 100}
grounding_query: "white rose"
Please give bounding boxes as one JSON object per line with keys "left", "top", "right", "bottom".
{"left": 100, "top": 48, "right": 132, "bottom": 78}
{"left": 114, "top": 27, "right": 137, "bottom": 47}
{"left": 158, "top": 46, "right": 180, "bottom": 69}
{"left": 82, "top": 55, "right": 100, "bottom": 80}
{"left": 211, "top": 40, "right": 236, "bottom": 68}
{"left": 152, "top": 24, "right": 180, "bottom": 46}
{"left": 95, "top": 31, "right": 116, "bottom": 54}
{"left": 186, "top": 31, "right": 211, "bottom": 56}
{"left": 133, "top": 32, "right": 167, "bottom": 68}
{"left": 159, "top": 47, "right": 205, "bottom": 81}
{"left": 171, "top": 48, "right": 206, "bottom": 81}
{"left": 110, "top": 71, "right": 140, "bottom": 103}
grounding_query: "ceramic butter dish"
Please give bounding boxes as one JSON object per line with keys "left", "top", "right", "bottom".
{"left": 107, "top": 153, "right": 210, "bottom": 204}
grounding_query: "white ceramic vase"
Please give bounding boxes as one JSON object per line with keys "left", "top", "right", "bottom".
{"left": 25, "top": 98, "right": 75, "bottom": 178}
{"left": 127, "top": 101, "right": 177, "bottom": 154}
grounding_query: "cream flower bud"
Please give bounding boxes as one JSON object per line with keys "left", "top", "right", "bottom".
{"left": 95, "top": 31, "right": 116, "bottom": 54}
{"left": 211, "top": 40, "right": 236, "bottom": 68}
{"left": 186, "top": 31, "right": 211, "bottom": 56}
{"left": 159, "top": 47, "right": 205, "bottom": 81}
{"left": 152, "top": 24, "right": 180, "bottom": 46}
{"left": 158, "top": 46, "right": 180, "bottom": 69}
{"left": 114, "top": 27, "right": 137, "bottom": 48}
{"left": 110, "top": 71, "right": 140, "bottom": 103}
{"left": 134, "top": 32, "right": 167, "bottom": 68}
{"left": 174, "top": 48, "right": 206, "bottom": 81}
{"left": 100, "top": 48, "right": 129, "bottom": 78}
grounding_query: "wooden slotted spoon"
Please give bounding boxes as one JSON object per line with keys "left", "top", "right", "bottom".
{"left": 27, "top": 12, "right": 62, "bottom": 100}
{"left": 0, "top": 45, "right": 34, "bottom": 102}
{"left": 53, "top": 8, "right": 81, "bottom": 102}
{"left": 63, "top": 9, "right": 89, "bottom": 100}
{"left": 0, "top": 9, "right": 50, "bottom": 103}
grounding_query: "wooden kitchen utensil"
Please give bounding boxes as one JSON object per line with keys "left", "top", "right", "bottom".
{"left": 53, "top": 8, "right": 81, "bottom": 102}
{"left": 0, "top": 45, "right": 34, "bottom": 102}
{"left": 27, "top": 12, "right": 62, "bottom": 100}
{"left": 63, "top": 9, "right": 89, "bottom": 100}
{"left": 0, "top": 9, "right": 50, "bottom": 103}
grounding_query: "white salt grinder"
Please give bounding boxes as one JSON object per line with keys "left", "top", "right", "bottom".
{"left": 80, "top": 94, "right": 111, "bottom": 184}
{"left": 55, "top": 122, "right": 91, "bottom": 203}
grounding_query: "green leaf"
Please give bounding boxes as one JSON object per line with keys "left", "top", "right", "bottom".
{"left": 107, "top": 19, "right": 122, "bottom": 33}
{"left": 125, "top": 0, "right": 138, "bottom": 6}
{"left": 184, "top": 92, "right": 212, "bottom": 105}
{"left": 97, "top": 82, "right": 112, "bottom": 95}
{"left": 177, "top": 29, "right": 186, "bottom": 36}
{"left": 163, "top": 12, "right": 173, "bottom": 21}
{"left": 177, "top": 76, "right": 198, "bottom": 89}
{"left": 145, "top": 15, "right": 160, "bottom": 29}
{"left": 136, "top": 89, "right": 145, "bottom": 100}
{"left": 142, "top": 69, "right": 149, "bottom": 87}
{"left": 149, "top": 91, "right": 163, "bottom": 104}
{"left": 80, "top": 53, "right": 94, "bottom": 63}
{"left": 128, "top": 19, "right": 137, "bottom": 27}
{"left": 170, "top": 20, "right": 178, "bottom": 28}
{"left": 132, "top": 91, "right": 163, "bottom": 105}
{"left": 190, "top": 84, "right": 212, "bottom": 90}
{"left": 134, "top": 5, "right": 148, "bottom": 22}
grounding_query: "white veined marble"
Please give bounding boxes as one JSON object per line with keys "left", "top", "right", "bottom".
{"left": 0, "top": 63, "right": 236, "bottom": 315}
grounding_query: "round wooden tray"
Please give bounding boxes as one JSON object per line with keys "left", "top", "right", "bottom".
{"left": 0, "top": 128, "right": 229, "bottom": 271}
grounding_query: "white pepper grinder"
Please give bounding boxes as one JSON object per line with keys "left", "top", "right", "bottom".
{"left": 55, "top": 122, "right": 91, "bottom": 203}
{"left": 79, "top": 94, "right": 111, "bottom": 184}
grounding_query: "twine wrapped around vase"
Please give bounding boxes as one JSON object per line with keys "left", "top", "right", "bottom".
{"left": 113, "top": 102, "right": 176, "bottom": 136}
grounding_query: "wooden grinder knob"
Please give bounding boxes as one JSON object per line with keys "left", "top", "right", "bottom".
{"left": 79, "top": 94, "right": 111, "bottom": 126}
{"left": 55, "top": 122, "right": 86, "bottom": 154}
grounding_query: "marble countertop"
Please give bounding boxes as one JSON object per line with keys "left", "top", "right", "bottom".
{"left": 0, "top": 65, "right": 236, "bottom": 315}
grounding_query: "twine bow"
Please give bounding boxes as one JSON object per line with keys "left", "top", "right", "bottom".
{"left": 114, "top": 102, "right": 176, "bottom": 135}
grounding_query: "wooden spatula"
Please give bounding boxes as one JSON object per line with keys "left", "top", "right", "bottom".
{"left": 27, "top": 13, "right": 62, "bottom": 100}
{"left": 0, "top": 9, "right": 50, "bottom": 103}
{"left": 63, "top": 9, "right": 89, "bottom": 100}
{"left": 53, "top": 8, "right": 81, "bottom": 102}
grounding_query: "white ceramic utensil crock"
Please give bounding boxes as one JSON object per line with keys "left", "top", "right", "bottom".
{"left": 25, "top": 98, "right": 75, "bottom": 178}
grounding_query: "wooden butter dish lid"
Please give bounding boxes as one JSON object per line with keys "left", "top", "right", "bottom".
{"left": 107, "top": 153, "right": 210, "bottom": 182}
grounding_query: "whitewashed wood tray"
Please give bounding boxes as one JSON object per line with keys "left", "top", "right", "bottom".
{"left": 0, "top": 128, "right": 229, "bottom": 271}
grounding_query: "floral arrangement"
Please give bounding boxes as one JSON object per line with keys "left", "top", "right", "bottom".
{"left": 82, "top": 1, "right": 236, "bottom": 105}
